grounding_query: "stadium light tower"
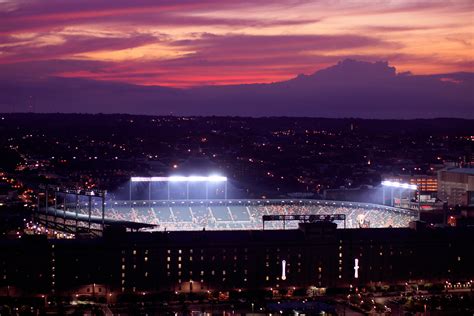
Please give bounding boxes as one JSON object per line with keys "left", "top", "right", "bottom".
{"left": 381, "top": 181, "right": 417, "bottom": 207}
{"left": 130, "top": 175, "right": 228, "bottom": 203}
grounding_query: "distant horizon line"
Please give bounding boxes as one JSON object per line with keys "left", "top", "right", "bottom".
{"left": 2, "top": 112, "right": 474, "bottom": 121}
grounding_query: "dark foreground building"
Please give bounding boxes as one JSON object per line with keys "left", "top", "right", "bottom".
{"left": 0, "top": 222, "right": 473, "bottom": 299}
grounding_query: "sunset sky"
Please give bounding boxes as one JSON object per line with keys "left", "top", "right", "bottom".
{"left": 1, "top": 0, "right": 473, "bottom": 87}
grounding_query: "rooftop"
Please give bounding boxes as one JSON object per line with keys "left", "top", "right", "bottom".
{"left": 445, "top": 168, "right": 474, "bottom": 175}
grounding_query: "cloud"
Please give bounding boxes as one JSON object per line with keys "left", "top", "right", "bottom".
{"left": 0, "top": 0, "right": 472, "bottom": 87}
{"left": 0, "top": 0, "right": 321, "bottom": 34}
{"left": 0, "top": 32, "right": 160, "bottom": 62}
{"left": 48, "top": 33, "right": 391, "bottom": 86}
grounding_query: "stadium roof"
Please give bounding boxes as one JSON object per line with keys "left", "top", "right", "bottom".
{"left": 38, "top": 208, "right": 156, "bottom": 230}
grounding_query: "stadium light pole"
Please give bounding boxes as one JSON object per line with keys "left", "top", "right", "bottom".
{"left": 148, "top": 182, "right": 151, "bottom": 207}
{"left": 129, "top": 181, "right": 132, "bottom": 212}
{"left": 53, "top": 189, "right": 57, "bottom": 226}
{"left": 63, "top": 191, "right": 67, "bottom": 226}
{"left": 45, "top": 185, "right": 48, "bottom": 230}
{"left": 225, "top": 181, "right": 227, "bottom": 200}
{"left": 75, "top": 193, "right": 79, "bottom": 233}
{"left": 130, "top": 175, "right": 228, "bottom": 201}
{"left": 186, "top": 182, "right": 189, "bottom": 200}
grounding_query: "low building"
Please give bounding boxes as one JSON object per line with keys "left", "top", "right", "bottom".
{"left": 0, "top": 222, "right": 473, "bottom": 297}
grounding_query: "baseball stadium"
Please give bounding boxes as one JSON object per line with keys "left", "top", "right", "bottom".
{"left": 33, "top": 176, "right": 419, "bottom": 236}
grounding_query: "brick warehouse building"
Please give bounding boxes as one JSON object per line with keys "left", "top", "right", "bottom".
{"left": 0, "top": 222, "right": 473, "bottom": 298}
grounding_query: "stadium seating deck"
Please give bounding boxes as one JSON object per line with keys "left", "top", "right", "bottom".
{"left": 43, "top": 199, "right": 418, "bottom": 231}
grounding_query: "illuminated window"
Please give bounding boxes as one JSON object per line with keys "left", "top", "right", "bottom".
{"left": 144, "top": 257, "right": 148, "bottom": 262}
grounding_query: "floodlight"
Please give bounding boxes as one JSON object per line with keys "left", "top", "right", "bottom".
{"left": 381, "top": 180, "right": 417, "bottom": 190}
{"left": 131, "top": 175, "right": 227, "bottom": 182}
{"left": 168, "top": 176, "right": 189, "bottom": 182}
{"left": 131, "top": 177, "right": 152, "bottom": 182}
{"left": 207, "top": 175, "right": 227, "bottom": 182}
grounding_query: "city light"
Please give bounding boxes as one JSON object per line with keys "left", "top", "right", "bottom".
{"left": 381, "top": 180, "right": 417, "bottom": 190}
{"left": 131, "top": 175, "right": 227, "bottom": 182}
